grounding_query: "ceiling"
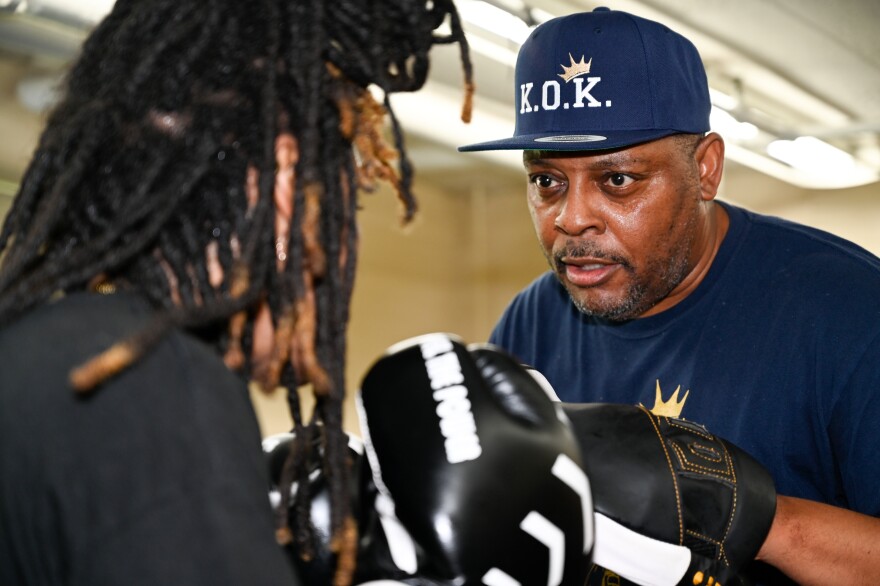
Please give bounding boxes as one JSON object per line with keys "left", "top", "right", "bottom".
{"left": 400, "top": 0, "right": 880, "bottom": 193}
{"left": 1, "top": 0, "right": 879, "bottom": 205}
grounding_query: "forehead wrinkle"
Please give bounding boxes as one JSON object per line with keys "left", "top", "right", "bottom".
{"left": 588, "top": 152, "right": 651, "bottom": 168}
{"left": 523, "top": 149, "right": 651, "bottom": 170}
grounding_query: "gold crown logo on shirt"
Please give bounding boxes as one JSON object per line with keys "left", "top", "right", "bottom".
{"left": 558, "top": 53, "right": 593, "bottom": 83}
{"left": 649, "top": 380, "right": 690, "bottom": 418}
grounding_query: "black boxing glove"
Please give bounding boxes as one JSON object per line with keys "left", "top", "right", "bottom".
{"left": 355, "top": 333, "right": 593, "bottom": 586}
{"left": 263, "top": 429, "right": 365, "bottom": 585}
{"left": 561, "top": 402, "right": 777, "bottom": 586}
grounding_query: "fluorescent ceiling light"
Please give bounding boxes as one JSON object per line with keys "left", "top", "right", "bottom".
{"left": 710, "top": 107, "right": 758, "bottom": 142}
{"left": 708, "top": 88, "right": 738, "bottom": 111}
{"left": 765, "top": 136, "right": 878, "bottom": 188}
{"left": 457, "top": 0, "right": 533, "bottom": 45}
{"left": 450, "top": 1, "right": 878, "bottom": 190}
{"left": 36, "top": 0, "right": 115, "bottom": 24}
{"left": 465, "top": 34, "right": 519, "bottom": 68}
{"left": 767, "top": 136, "right": 855, "bottom": 171}
{"left": 388, "top": 80, "right": 522, "bottom": 171}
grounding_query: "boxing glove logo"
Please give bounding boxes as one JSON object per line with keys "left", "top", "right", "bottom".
{"left": 483, "top": 453, "right": 592, "bottom": 586}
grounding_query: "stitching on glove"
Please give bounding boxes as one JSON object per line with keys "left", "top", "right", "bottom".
{"left": 669, "top": 442, "right": 734, "bottom": 479}
{"left": 638, "top": 405, "right": 685, "bottom": 544}
{"left": 683, "top": 529, "right": 732, "bottom": 566}
{"left": 675, "top": 441, "right": 740, "bottom": 557}
{"left": 667, "top": 418, "right": 714, "bottom": 440}
{"left": 686, "top": 442, "right": 723, "bottom": 463}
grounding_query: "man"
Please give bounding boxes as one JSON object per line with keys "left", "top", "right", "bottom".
{"left": 460, "top": 7, "right": 880, "bottom": 585}
{"left": 0, "top": 0, "right": 472, "bottom": 584}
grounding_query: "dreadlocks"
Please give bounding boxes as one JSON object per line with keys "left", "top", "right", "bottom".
{"left": 0, "top": 0, "right": 473, "bottom": 584}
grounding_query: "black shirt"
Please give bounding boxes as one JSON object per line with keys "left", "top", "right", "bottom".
{"left": 0, "top": 292, "right": 297, "bottom": 585}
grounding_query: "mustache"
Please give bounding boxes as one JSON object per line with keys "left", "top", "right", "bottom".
{"left": 553, "top": 241, "right": 631, "bottom": 269}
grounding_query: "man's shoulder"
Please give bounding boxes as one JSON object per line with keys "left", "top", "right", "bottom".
{"left": 0, "top": 292, "right": 159, "bottom": 375}
{"left": 722, "top": 204, "right": 880, "bottom": 336}
{"left": 1, "top": 291, "right": 150, "bottom": 336}
{"left": 1, "top": 291, "right": 135, "bottom": 354}
{"left": 730, "top": 203, "right": 880, "bottom": 271}
{"left": 0, "top": 292, "right": 229, "bottom": 402}
{"left": 725, "top": 203, "right": 880, "bottom": 297}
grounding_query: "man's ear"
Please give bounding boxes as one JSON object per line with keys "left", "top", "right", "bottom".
{"left": 695, "top": 132, "right": 725, "bottom": 201}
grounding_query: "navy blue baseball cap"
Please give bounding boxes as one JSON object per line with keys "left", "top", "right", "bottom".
{"left": 458, "top": 7, "right": 711, "bottom": 152}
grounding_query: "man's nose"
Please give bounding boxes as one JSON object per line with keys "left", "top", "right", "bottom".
{"left": 554, "top": 183, "right": 606, "bottom": 236}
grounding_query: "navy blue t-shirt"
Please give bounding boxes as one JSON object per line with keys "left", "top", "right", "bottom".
{"left": 491, "top": 202, "right": 880, "bottom": 516}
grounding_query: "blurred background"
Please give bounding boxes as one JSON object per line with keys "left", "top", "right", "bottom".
{"left": 1, "top": 0, "right": 879, "bottom": 434}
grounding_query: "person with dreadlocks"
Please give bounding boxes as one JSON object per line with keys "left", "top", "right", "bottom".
{"left": 0, "top": 0, "right": 474, "bottom": 584}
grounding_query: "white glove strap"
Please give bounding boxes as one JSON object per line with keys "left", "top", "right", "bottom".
{"left": 592, "top": 512, "right": 691, "bottom": 586}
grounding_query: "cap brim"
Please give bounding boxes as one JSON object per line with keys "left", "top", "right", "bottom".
{"left": 458, "top": 128, "right": 681, "bottom": 152}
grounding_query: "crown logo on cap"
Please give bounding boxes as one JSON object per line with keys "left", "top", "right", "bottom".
{"left": 558, "top": 53, "right": 592, "bottom": 83}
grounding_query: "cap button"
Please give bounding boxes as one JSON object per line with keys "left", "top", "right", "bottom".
{"left": 593, "top": 6, "right": 611, "bottom": 11}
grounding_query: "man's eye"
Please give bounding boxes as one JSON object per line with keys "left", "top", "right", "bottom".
{"left": 607, "top": 173, "right": 634, "bottom": 188}
{"left": 531, "top": 174, "right": 557, "bottom": 189}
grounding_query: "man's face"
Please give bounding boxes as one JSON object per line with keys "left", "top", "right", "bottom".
{"left": 524, "top": 135, "right": 714, "bottom": 321}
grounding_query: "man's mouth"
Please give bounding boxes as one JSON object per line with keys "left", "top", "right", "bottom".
{"left": 555, "top": 239, "right": 630, "bottom": 287}
{"left": 560, "top": 259, "right": 619, "bottom": 287}
{"left": 571, "top": 261, "right": 608, "bottom": 271}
